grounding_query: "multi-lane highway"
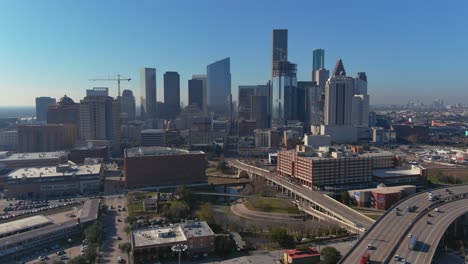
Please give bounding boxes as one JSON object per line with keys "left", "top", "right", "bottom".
{"left": 394, "top": 198, "right": 468, "bottom": 264}
{"left": 229, "top": 160, "right": 375, "bottom": 230}
{"left": 342, "top": 185, "right": 468, "bottom": 263}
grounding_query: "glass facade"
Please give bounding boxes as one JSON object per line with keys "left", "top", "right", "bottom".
{"left": 272, "top": 75, "right": 297, "bottom": 123}
{"left": 207, "top": 57, "right": 231, "bottom": 115}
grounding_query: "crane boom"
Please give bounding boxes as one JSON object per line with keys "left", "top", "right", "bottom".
{"left": 89, "top": 74, "right": 131, "bottom": 97}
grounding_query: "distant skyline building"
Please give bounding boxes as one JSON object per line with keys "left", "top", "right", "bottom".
{"left": 35, "top": 97, "right": 56, "bottom": 122}
{"left": 188, "top": 79, "right": 203, "bottom": 110}
{"left": 324, "top": 59, "right": 353, "bottom": 126}
{"left": 192, "top": 74, "right": 208, "bottom": 114}
{"left": 352, "top": 72, "right": 370, "bottom": 127}
{"left": 238, "top": 86, "right": 256, "bottom": 121}
{"left": 140, "top": 67, "right": 157, "bottom": 120}
{"left": 251, "top": 95, "right": 268, "bottom": 129}
{"left": 18, "top": 124, "right": 76, "bottom": 152}
{"left": 121, "top": 89, "right": 136, "bottom": 121}
{"left": 272, "top": 29, "right": 288, "bottom": 75}
{"left": 47, "top": 95, "right": 80, "bottom": 142}
{"left": 163, "top": 71, "right": 180, "bottom": 119}
{"left": 272, "top": 61, "right": 297, "bottom": 124}
{"left": 206, "top": 57, "right": 231, "bottom": 115}
{"left": 79, "top": 87, "right": 120, "bottom": 144}
{"left": 315, "top": 68, "right": 330, "bottom": 92}
{"left": 312, "top": 49, "right": 325, "bottom": 82}
{"left": 355, "top": 72, "right": 368, "bottom": 95}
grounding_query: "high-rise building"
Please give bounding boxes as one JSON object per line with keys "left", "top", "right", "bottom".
{"left": 47, "top": 95, "right": 80, "bottom": 143}
{"left": 272, "top": 61, "right": 298, "bottom": 124}
{"left": 18, "top": 124, "right": 76, "bottom": 152}
{"left": 251, "top": 95, "right": 268, "bottom": 129}
{"left": 312, "top": 49, "right": 325, "bottom": 82}
{"left": 355, "top": 72, "right": 368, "bottom": 95}
{"left": 192, "top": 74, "right": 208, "bottom": 114}
{"left": 206, "top": 57, "right": 231, "bottom": 115}
{"left": 35, "top": 97, "right": 56, "bottom": 122}
{"left": 238, "top": 86, "right": 256, "bottom": 121}
{"left": 140, "top": 67, "right": 157, "bottom": 120}
{"left": 315, "top": 68, "right": 330, "bottom": 92}
{"left": 272, "top": 29, "right": 288, "bottom": 75}
{"left": 188, "top": 79, "right": 203, "bottom": 110}
{"left": 163, "top": 71, "right": 180, "bottom": 119}
{"left": 140, "top": 129, "right": 166, "bottom": 147}
{"left": 121, "top": 89, "right": 136, "bottom": 121}
{"left": 324, "top": 59, "right": 354, "bottom": 126}
{"left": 352, "top": 72, "right": 370, "bottom": 127}
{"left": 79, "top": 88, "right": 120, "bottom": 144}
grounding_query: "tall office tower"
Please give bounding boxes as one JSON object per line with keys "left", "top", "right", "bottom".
{"left": 238, "top": 86, "right": 256, "bottom": 121}
{"left": 315, "top": 68, "right": 330, "bottom": 92}
{"left": 80, "top": 88, "right": 120, "bottom": 144}
{"left": 206, "top": 57, "right": 231, "bottom": 115}
{"left": 35, "top": 97, "right": 56, "bottom": 122}
{"left": 352, "top": 94, "right": 370, "bottom": 126}
{"left": 297, "top": 81, "right": 315, "bottom": 123}
{"left": 121, "top": 89, "right": 136, "bottom": 120}
{"left": 312, "top": 49, "right": 325, "bottom": 82}
{"left": 163, "top": 71, "right": 180, "bottom": 119}
{"left": 188, "top": 79, "right": 203, "bottom": 110}
{"left": 305, "top": 84, "right": 323, "bottom": 126}
{"left": 18, "top": 124, "right": 76, "bottom": 152}
{"left": 192, "top": 74, "right": 208, "bottom": 114}
{"left": 251, "top": 95, "right": 268, "bottom": 129}
{"left": 47, "top": 95, "right": 80, "bottom": 142}
{"left": 272, "top": 61, "right": 298, "bottom": 125}
{"left": 140, "top": 67, "right": 157, "bottom": 120}
{"left": 354, "top": 72, "right": 368, "bottom": 95}
{"left": 324, "top": 59, "right": 354, "bottom": 126}
{"left": 272, "top": 29, "right": 288, "bottom": 75}
{"left": 255, "top": 82, "right": 271, "bottom": 128}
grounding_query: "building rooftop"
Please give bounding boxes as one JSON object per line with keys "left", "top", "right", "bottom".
{"left": 284, "top": 247, "right": 320, "bottom": 259}
{"left": 125, "top": 147, "right": 203, "bottom": 158}
{"left": 0, "top": 215, "right": 52, "bottom": 237}
{"left": 8, "top": 163, "right": 102, "bottom": 179}
{"left": 0, "top": 151, "right": 68, "bottom": 161}
{"left": 353, "top": 185, "right": 416, "bottom": 194}
{"left": 132, "top": 221, "right": 214, "bottom": 249}
{"left": 372, "top": 167, "right": 422, "bottom": 178}
{"left": 141, "top": 129, "right": 165, "bottom": 134}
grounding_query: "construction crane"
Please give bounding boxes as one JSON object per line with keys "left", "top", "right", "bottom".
{"left": 89, "top": 74, "right": 131, "bottom": 97}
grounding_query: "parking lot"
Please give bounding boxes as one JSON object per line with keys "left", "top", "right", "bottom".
{"left": 0, "top": 198, "right": 84, "bottom": 222}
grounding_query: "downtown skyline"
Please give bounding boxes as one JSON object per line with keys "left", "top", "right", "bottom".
{"left": 0, "top": 0, "right": 467, "bottom": 107}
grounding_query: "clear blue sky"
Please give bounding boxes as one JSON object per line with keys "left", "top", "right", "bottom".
{"left": 0, "top": 0, "right": 467, "bottom": 106}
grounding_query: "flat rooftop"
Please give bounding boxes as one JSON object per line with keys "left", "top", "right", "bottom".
{"left": 353, "top": 185, "right": 416, "bottom": 194}
{"left": 125, "top": 147, "right": 203, "bottom": 158}
{"left": 133, "top": 226, "right": 186, "bottom": 248}
{"left": 0, "top": 215, "right": 52, "bottom": 237}
{"left": 0, "top": 151, "right": 67, "bottom": 161}
{"left": 183, "top": 221, "right": 215, "bottom": 239}
{"left": 8, "top": 163, "right": 101, "bottom": 179}
{"left": 372, "top": 168, "right": 421, "bottom": 178}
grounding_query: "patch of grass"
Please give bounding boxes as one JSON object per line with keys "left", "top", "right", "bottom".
{"left": 128, "top": 203, "right": 144, "bottom": 216}
{"left": 364, "top": 214, "right": 381, "bottom": 220}
{"left": 244, "top": 197, "right": 301, "bottom": 214}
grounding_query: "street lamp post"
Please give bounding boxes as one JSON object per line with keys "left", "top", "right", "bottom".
{"left": 171, "top": 244, "right": 188, "bottom": 264}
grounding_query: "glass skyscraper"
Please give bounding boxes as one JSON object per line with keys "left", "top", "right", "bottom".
{"left": 312, "top": 49, "right": 325, "bottom": 82}
{"left": 140, "top": 67, "right": 157, "bottom": 120}
{"left": 207, "top": 57, "right": 231, "bottom": 115}
{"left": 272, "top": 61, "right": 297, "bottom": 124}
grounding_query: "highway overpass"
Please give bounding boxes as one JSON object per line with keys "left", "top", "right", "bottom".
{"left": 228, "top": 160, "right": 374, "bottom": 232}
{"left": 340, "top": 185, "right": 468, "bottom": 263}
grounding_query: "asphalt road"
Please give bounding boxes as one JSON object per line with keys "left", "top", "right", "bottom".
{"left": 394, "top": 198, "right": 468, "bottom": 264}
{"left": 343, "top": 185, "right": 468, "bottom": 263}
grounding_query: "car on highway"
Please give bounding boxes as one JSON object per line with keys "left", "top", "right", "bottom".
{"left": 367, "top": 244, "right": 375, "bottom": 250}
{"left": 408, "top": 233, "right": 412, "bottom": 238}
{"left": 117, "top": 256, "right": 124, "bottom": 263}
{"left": 394, "top": 255, "right": 401, "bottom": 261}
{"left": 435, "top": 208, "right": 439, "bottom": 212}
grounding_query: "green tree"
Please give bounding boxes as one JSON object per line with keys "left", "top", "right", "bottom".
{"left": 120, "top": 242, "right": 132, "bottom": 255}
{"left": 199, "top": 203, "right": 215, "bottom": 225}
{"left": 84, "top": 243, "right": 98, "bottom": 263}
{"left": 215, "top": 234, "right": 236, "bottom": 256}
{"left": 269, "top": 227, "right": 294, "bottom": 247}
{"left": 123, "top": 225, "right": 131, "bottom": 235}
{"left": 176, "top": 186, "right": 195, "bottom": 208}
{"left": 67, "top": 256, "right": 87, "bottom": 264}
{"left": 295, "top": 244, "right": 309, "bottom": 251}
{"left": 320, "top": 246, "right": 342, "bottom": 264}
{"left": 125, "top": 215, "right": 137, "bottom": 224}
{"left": 341, "top": 191, "right": 352, "bottom": 205}
{"left": 84, "top": 221, "right": 102, "bottom": 244}
{"left": 169, "top": 201, "right": 190, "bottom": 219}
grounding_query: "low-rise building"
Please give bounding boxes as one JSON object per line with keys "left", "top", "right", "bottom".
{"left": 124, "top": 147, "right": 206, "bottom": 188}
{"left": 284, "top": 247, "right": 320, "bottom": 264}
{"left": 349, "top": 185, "right": 416, "bottom": 210}
{"left": 6, "top": 163, "right": 102, "bottom": 198}
{"left": 132, "top": 220, "right": 215, "bottom": 262}
{"left": 141, "top": 129, "right": 166, "bottom": 147}
{"left": 69, "top": 144, "right": 108, "bottom": 164}
{"left": 372, "top": 166, "right": 426, "bottom": 186}
{"left": 0, "top": 151, "right": 68, "bottom": 169}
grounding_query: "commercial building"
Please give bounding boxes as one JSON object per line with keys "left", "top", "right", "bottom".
{"left": 124, "top": 147, "right": 206, "bottom": 188}
{"left": 6, "top": 163, "right": 102, "bottom": 198}
{"left": 69, "top": 145, "right": 108, "bottom": 164}
{"left": 272, "top": 29, "right": 288, "bottom": 75}
{"left": 284, "top": 247, "right": 320, "bottom": 264}
{"left": 141, "top": 67, "right": 157, "bottom": 120}
{"left": 187, "top": 131, "right": 227, "bottom": 146}
{"left": 0, "top": 151, "right": 68, "bottom": 169}
{"left": 207, "top": 58, "right": 231, "bottom": 115}
{"left": 312, "top": 49, "right": 325, "bottom": 82}
{"left": 254, "top": 129, "right": 280, "bottom": 149}
{"left": 304, "top": 134, "right": 331, "bottom": 148}
{"left": 0, "top": 130, "right": 17, "bottom": 151}
{"left": 140, "top": 129, "right": 166, "bottom": 147}
{"left": 163, "top": 71, "right": 180, "bottom": 119}
{"left": 272, "top": 61, "right": 297, "bottom": 124}
{"left": 212, "top": 119, "right": 229, "bottom": 133}
{"left": 391, "top": 124, "right": 429, "bottom": 143}
{"left": 0, "top": 215, "right": 52, "bottom": 238}
{"left": 372, "top": 127, "right": 396, "bottom": 145}
{"left": 315, "top": 68, "right": 329, "bottom": 92}
{"left": 132, "top": 220, "right": 215, "bottom": 263}
{"left": 238, "top": 86, "right": 256, "bottom": 122}
{"left": 277, "top": 146, "right": 396, "bottom": 191}
{"left": 372, "top": 166, "right": 426, "bottom": 186}
{"left": 121, "top": 89, "right": 136, "bottom": 120}
{"left": 35, "top": 97, "right": 56, "bottom": 122}
{"left": 301, "top": 81, "right": 323, "bottom": 127}
{"left": 349, "top": 185, "right": 416, "bottom": 210}
{"left": 192, "top": 75, "right": 208, "bottom": 114}
{"left": 46, "top": 95, "right": 80, "bottom": 137}
{"left": 188, "top": 79, "right": 203, "bottom": 110}
{"left": 18, "top": 124, "right": 77, "bottom": 152}
{"left": 79, "top": 87, "right": 120, "bottom": 145}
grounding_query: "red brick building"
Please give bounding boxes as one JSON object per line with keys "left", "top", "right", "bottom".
{"left": 124, "top": 147, "right": 206, "bottom": 188}
{"left": 284, "top": 247, "right": 320, "bottom": 264}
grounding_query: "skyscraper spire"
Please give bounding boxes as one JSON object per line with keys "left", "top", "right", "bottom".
{"left": 333, "top": 59, "right": 346, "bottom": 76}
